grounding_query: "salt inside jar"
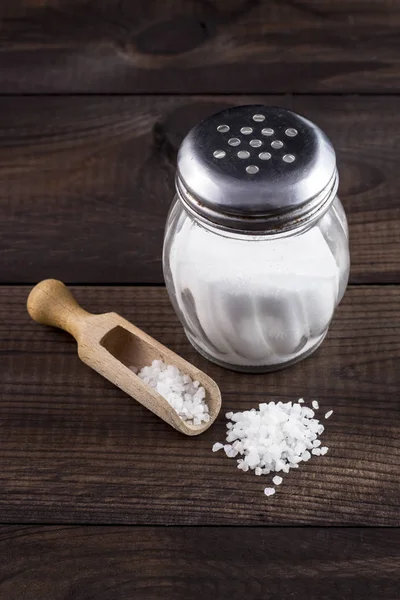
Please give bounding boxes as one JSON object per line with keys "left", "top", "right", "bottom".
{"left": 163, "top": 105, "right": 350, "bottom": 372}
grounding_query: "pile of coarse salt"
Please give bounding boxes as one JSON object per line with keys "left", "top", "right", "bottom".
{"left": 129, "top": 360, "right": 210, "bottom": 425}
{"left": 212, "top": 399, "right": 332, "bottom": 496}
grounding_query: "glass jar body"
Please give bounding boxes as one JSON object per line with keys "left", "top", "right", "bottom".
{"left": 163, "top": 196, "right": 350, "bottom": 372}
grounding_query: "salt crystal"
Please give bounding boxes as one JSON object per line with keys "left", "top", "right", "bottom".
{"left": 298, "top": 398, "right": 304, "bottom": 403}
{"left": 325, "top": 410, "right": 333, "bottom": 419}
{"left": 264, "top": 487, "right": 276, "bottom": 496}
{"left": 224, "top": 444, "right": 235, "bottom": 458}
{"left": 312, "top": 400, "right": 319, "bottom": 410}
{"left": 212, "top": 443, "right": 223, "bottom": 452}
{"left": 135, "top": 360, "right": 209, "bottom": 425}
{"left": 320, "top": 447, "right": 329, "bottom": 455}
{"left": 272, "top": 476, "right": 283, "bottom": 485}
{"left": 302, "top": 407, "right": 314, "bottom": 418}
{"left": 237, "top": 461, "right": 249, "bottom": 472}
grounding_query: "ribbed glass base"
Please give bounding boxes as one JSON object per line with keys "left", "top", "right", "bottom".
{"left": 186, "top": 330, "right": 328, "bottom": 373}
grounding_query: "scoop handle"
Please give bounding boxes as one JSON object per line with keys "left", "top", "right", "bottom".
{"left": 27, "top": 279, "right": 92, "bottom": 341}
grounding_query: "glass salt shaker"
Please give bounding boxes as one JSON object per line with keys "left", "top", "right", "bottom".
{"left": 163, "top": 105, "right": 350, "bottom": 372}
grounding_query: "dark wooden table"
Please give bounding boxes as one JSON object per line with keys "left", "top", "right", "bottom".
{"left": 1, "top": 1, "right": 399, "bottom": 598}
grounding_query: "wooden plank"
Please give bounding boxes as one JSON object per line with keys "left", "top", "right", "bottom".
{"left": 1, "top": 1, "right": 400, "bottom": 93}
{"left": 0, "top": 527, "right": 398, "bottom": 600}
{"left": 0, "top": 95, "right": 399, "bottom": 285}
{"left": 0, "top": 285, "right": 399, "bottom": 525}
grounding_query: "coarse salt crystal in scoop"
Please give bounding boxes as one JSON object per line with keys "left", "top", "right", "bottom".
{"left": 130, "top": 360, "right": 210, "bottom": 426}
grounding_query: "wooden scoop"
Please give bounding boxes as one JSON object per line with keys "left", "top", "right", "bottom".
{"left": 27, "top": 279, "right": 221, "bottom": 436}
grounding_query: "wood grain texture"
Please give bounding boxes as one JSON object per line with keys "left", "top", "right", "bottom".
{"left": 0, "top": 285, "right": 399, "bottom": 525}
{"left": 0, "top": 526, "right": 399, "bottom": 600}
{"left": 1, "top": 0, "right": 400, "bottom": 93}
{"left": 1, "top": 95, "right": 399, "bottom": 285}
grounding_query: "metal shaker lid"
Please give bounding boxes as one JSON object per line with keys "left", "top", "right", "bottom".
{"left": 176, "top": 105, "right": 338, "bottom": 232}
